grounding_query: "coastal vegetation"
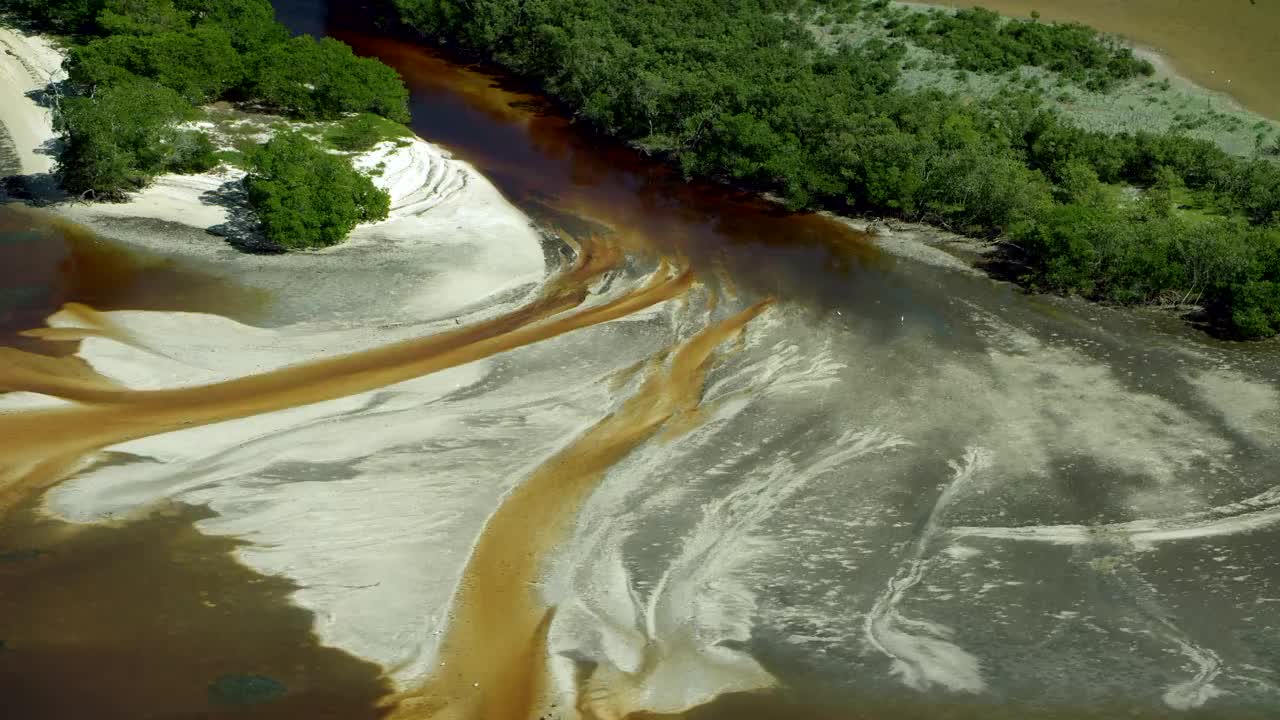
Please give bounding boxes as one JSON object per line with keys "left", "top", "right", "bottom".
{"left": 391, "top": 0, "right": 1280, "bottom": 338}
{"left": 242, "top": 36, "right": 410, "bottom": 122}
{"left": 6, "top": 0, "right": 406, "bottom": 248}
{"left": 883, "top": 6, "right": 1153, "bottom": 91}
{"left": 323, "top": 113, "right": 414, "bottom": 152}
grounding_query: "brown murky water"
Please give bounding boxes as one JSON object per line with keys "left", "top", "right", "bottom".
{"left": 0, "top": 499, "right": 393, "bottom": 720}
{"left": 0, "top": 207, "right": 395, "bottom": 718}
{"left": 337, "top": 32, "right": 884, "bottom": 312}
{"left": 388, "top": 299, "right": 771, "bottom": 720}
{"left": 4, "top": 1, "right": 1280, "bottom": 718}
{"left": 0, "top": 240, "right": 684, "bottom": 512}
{"left": 919, "top": 0, "right": 1280, "bottom": 121}
{"left": 0, "top": 206, "right": 265, "bottom": 352}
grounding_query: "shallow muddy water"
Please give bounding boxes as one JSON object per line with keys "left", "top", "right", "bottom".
{"left": 919, "top": 0, "right": 1280, "bottom": 121}
{"left": 3, "top": 1, "right": 1280, "bottom": 718}
{"left": 0, "top": 500, "right": 393, "bottom": 720}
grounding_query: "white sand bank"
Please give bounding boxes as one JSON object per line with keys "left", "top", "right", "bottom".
{"left": 0, "top": 21, "right": 544, "bottom": 325}
{"left": 0, "top": 25, "right": 62, "bottom": 175}
{"left": 30, "top": 265, "right": 693, "bottom": 690}
{"left": 56, "top": 132, "right": 548, "bottom": 326}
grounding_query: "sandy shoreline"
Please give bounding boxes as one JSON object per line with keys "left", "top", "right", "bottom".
{"left": 48, "top": 130, "right": 551, "bottom": 324}
{"left": 0, "top": 27, "right": 548, "bottom": 326}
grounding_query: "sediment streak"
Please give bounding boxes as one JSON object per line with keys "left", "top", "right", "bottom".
{"left": 0, "top": 237, "right": 779, "bottom": 719}
{"left": 0, "top": 242, "right": 689, "bottom": 512}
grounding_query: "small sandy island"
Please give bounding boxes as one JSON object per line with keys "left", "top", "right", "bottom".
{"left": 0, "top": 24, "right": 547, "bottom": 326}
{"left": 0, "top": 23, "right": 555, "bottom": 691}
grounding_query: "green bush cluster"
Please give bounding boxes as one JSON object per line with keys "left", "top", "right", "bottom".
{"left": 391, "top": 0, "right": 1278, "bottom": 337}
{"left": 67, "top": 24, "right": 244, "bottom": 103}
{"left": 52, "top": 0, "right": 409, "bottom": 121}
{"left": 324, "top": 113, "right": 414, "bottom": 152}
{"left": 1023, "top": 116, "right": 1280, "bottom": 225}
{"left": 1014, "top": 205, "right": 1278, "bottom": 305}
{"left": 884, "top": 7, "right": 1154, "bottom": 91}
{"left": 7, "top": 0, "right": 410, "bottom": 248}
{"left": 7, "top": 0, "right": 102, "bottom": 33}
{"left": 245, "top": 132, "right": 391, "bottom": 249}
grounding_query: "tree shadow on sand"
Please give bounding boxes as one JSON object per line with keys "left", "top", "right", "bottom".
{"left": 0, "top": 172, "right": 63, "bottom": 204}
{"left": 0, "top": 87, "right": 67, "bottom": 205}
{"left": 199, "top": 179, "right": 283, "bottom": 255}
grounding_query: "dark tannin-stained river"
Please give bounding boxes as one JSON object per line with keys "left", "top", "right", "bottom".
{"left": 2, "top": 2, "right": 1280, "bottom": 718}
{"left": 919, "top": 0, "right": 1280, "bottom": 122}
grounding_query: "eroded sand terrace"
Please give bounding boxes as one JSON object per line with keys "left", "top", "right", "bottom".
{"left": 3, "top": 15, "right": 1280, "bottom": 720}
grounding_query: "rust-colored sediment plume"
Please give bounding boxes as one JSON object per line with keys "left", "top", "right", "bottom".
{"left": 0, "top": 240, "right": 692, "bottom": 513}
{"left": 386, "top": 299, "right": 772, "bottom": 720}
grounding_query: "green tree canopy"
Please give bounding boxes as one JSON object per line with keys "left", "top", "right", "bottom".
{"left": 246, "top": 36, "right": 411, "bottom": 122}
{"left": 55, "top": 78, "right": 213, "bottom": 199}
{"left": 886, "top": 6, "right": 1153, "bottom": 91}
{"left": 8, "top": 0, "right": 106, "bottom": 33}
{"left": 175, "top": 0, "right": 290, "bottom": 52}
{"left": 245, "top": 132, "right": 391, "bottom": 249}
{"left": 389, "top": 0, "right": 1280, "bottom": 337}
{"left": 95, "top": 0, "right": 189, "bottom": 35}
{"left": 44, "top": 0, "right": 407, "bottom": 119}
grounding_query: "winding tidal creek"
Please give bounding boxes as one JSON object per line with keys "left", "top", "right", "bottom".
{"left": 2, "top": 2, "right": 1280, "bottom": 718}
{"left": 918, "top": 0, "right": 1280, "bottom": 122}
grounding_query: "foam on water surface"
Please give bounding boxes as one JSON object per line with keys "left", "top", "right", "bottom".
{"left": 4, "top": 130, "right": 1280, "bottom": 719}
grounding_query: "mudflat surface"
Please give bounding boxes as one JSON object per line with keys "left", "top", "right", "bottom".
{"left": 918, "top": 0, "right": 1280, "bottom": 121}
{"left": 2, "top": 2, "right": 1280, "bottom": 718}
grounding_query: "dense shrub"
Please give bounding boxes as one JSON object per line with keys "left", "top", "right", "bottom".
{"left": 1014, "top": 206, "right": 1279, "bottom": 337}
{"left": 176, "top": 0, "right": 289, "bottom": 52}
{"left": 391, "top": 0, "right": 1279, "bottom": 336}
{"left": 245, "top": 36, "right": 411, "bottom": 122}
{"left": 95, "top": 0, "right": 189, "bottom": 35}
{"left": 885, "top": 7, "right": 1153, "bottom": 91}
{"left": 6, "top": 0, "right": 105, "bottom": 33}
{"left": 245, "top": 132, "right": 391, "bottom": 249}
{"left": 54, "top": 78, "right": 211, "bottom": 198}
{"left": 6, "top": 0, "right": 287, "bottom": 41}
{"left": 67, "top": 26, "right": 244, "bottom": 102}
{"left": 1021, "top": 113, "right": 1280, "bottom": 227}
{"left": 1229, "top": 281, "right": 1280, "bottom": 339}
{"left": 49, "top": 0, "right": 411, "bottom": 122}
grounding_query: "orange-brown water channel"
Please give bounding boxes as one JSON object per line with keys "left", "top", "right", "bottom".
{"left": 918, "top": 0, "right": 1280, "bottom": 121}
